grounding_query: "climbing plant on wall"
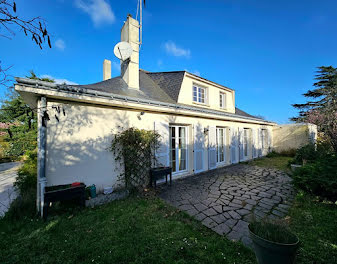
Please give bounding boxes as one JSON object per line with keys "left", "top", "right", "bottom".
{"left": 110, "top": 127, "right": 160, "bottom": 189}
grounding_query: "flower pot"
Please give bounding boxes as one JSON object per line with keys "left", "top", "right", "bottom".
{"left": 249, "top": 224, "right": 299, "bottom": 264}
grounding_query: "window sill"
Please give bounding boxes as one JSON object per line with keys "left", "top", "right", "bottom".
{"left": 192, "top": 101, "right": 210, "bottom": 107}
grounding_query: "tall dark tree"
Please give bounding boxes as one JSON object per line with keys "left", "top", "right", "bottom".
{"left": 292, "top": 66, "right": 337, "bottom": 152}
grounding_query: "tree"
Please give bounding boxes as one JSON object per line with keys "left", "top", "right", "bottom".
{"left": 0, "top": 71, "right": 55, "bottom": 158}
{"left": 292, "top": 66, "right": 337, "bottom": 152}
{"left": 0, "top": 0, "right": 51, "bottom": 86}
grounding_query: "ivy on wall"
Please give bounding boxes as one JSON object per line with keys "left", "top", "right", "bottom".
{"left": 110, "top": 127, "right": 160, "bottom": 189}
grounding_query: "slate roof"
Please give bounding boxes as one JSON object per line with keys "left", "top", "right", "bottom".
{"left": 71, "top": 69, "right": 263, "bottom": 121}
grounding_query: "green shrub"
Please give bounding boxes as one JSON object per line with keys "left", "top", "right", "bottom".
{"left": 292, "top": 154, "right": 337, "bottom": 201}
{"left": 14, "top": 150, "right": 37, "bottom": 195}
{"left": 4, "top": 189, "right": 36, "bottom": 220}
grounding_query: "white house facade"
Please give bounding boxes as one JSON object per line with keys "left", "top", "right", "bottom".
{"left": 15, "top": 15, "right": 277, "bottom": 213}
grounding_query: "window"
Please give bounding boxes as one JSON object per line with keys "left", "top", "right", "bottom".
{"left": 219, "top": 92, "right": 226, "bottom": 109}
{"left": 193, "top": 85, "right": 206, "bottom": 104}
{"left": 243, "top": 128, "right": 251, "bottom": 157}
{"left": 216, "top": 128, "right": 226, "bottom": 163}
{"left": 169, "top": 126, "right": 188, "bottom": 173}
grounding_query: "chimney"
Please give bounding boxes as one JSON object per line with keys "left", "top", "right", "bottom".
{"left": 103, "top": 59, "right": 111, "bottom": 81}
{"left": 120, "top": 15, "right": 139, "bottom": 89}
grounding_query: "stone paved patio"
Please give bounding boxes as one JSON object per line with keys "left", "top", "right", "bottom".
{"left": 158, "top": 164, "right": 296, "bottom": 247}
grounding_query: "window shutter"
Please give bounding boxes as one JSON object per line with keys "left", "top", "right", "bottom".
{"left": 154, "top": 121, "right": 169, "bottom": 167}
{"left": 258, "top": 128, "right": 262, "bottom": 157}
{"left": 194, "top": 124, "right": 205, "bottom": 173}
{"left": 230, "top": 127, "right": 237, "bottom": 164}
{"left": 252, "top": 128, "right": 257, "bottom": 158}
{"left": 208, "top": 126, "right": 217, "bottom": 169}
{"left": 267, "top": 129, "right": 272, "bottom": 153}
{"left": 239, "top": 127, "right": 244, "bottom": 161}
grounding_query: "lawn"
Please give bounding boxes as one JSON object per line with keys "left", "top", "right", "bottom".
{"left": 246, "top": 155, "right": 292, "bottom": 173}
{"left": 1, "top": 156, "right": 336, "bottom": 264}
{"left": 248, "top": 155, "right": 337, "bottom": 264}
{"left": 0, "top": 195, "right": 256, "bottom": 264}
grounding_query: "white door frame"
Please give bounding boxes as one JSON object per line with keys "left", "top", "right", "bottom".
{"left": 169, "top": 125, "right": 188, "bottom": 175}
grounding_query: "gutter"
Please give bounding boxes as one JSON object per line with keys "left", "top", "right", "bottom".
{"left": 15, "top": 77, "right": 276, "bottom": 126}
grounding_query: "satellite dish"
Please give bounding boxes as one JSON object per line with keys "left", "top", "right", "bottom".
{"left": 113, "top": 42, "right": 133, "bottom": 61}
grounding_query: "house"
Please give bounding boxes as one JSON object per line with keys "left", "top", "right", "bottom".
{"left": 15, "top": 15, "right": 278, "bottom": 214}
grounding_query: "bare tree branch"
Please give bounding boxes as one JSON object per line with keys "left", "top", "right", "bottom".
{"left": 0, "top": 0, "right": 51, "bottom": 49}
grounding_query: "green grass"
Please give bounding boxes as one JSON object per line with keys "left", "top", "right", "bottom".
{"left": 247, "top": 156, "right": 292, "bottom": 173}
{"left": 0, "top": 195, "right": 256, "bottom": 264}
{"left": 248, "top": 155, "right": 337, "bottom": 263}
{"left": 289, "top": 193, "right": 337, "bottom": 264}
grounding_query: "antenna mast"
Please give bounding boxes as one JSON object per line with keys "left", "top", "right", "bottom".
{"left": 136, "top": 0, "right": 143, "bottom": 48}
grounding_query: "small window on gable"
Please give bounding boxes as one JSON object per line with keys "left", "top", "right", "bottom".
{"left": 220, "top": 92, "right": 226, "bottom": 109}
{"left": 193, "top": 85, "right": 206, "bottom": 104}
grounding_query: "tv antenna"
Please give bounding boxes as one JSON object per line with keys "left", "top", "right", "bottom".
{"left": 136, "top": 0, "right": 145, "bottom": 48}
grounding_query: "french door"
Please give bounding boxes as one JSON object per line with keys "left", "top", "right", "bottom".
{"left": 169, "top": 126, "right": 188, "bottom": 173}
{"left": 216, "top": 127, "right": 226, "bottom": 164}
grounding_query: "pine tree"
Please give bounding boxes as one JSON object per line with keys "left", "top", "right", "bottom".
{"left": 292, "top": 66, "right": 337, "bottom": 152}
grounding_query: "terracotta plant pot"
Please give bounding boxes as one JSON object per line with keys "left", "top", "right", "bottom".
{"left": 249, "top": 224, "right": 299, "bottom": 264}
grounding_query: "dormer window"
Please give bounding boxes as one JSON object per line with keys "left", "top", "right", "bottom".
{"left": 193, "top": 85, "right": 206, "bottom": 104}
{"left": 219, "top": 92, "right": 226, "bottom": 109}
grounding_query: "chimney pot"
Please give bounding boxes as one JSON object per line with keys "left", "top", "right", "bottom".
{"left": 103, "top": 59, "right": 111, "bottom": 81}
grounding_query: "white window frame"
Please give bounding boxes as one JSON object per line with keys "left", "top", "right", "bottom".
{"left": 193, "top": 85, "right": 207, "bottom": 104}
{"left": 219, "top": 92, "right": 226, "bottom": 109}
{"left": 169, "top": 125, "right": 188, "bottom": 175}
{"left": 216, "top": 127, "right": 226, "bottom": 164}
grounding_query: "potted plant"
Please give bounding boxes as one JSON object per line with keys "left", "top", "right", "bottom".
{"left": 249, "top": 219, "right": 299, "bottom": 264}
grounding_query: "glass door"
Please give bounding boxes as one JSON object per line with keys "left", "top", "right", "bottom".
{"left": 169, "top": 126, "right": 188, "bottom": 173}
{"left": 216, "top": 128, "right": 226, "bottom": 164}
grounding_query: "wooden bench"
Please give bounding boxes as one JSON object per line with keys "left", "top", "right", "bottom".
{"left": 150, "top": 167, "right": 172, "bottom": 188}
{"left": 43, "top": 183, "right": 86, "bottom": 220}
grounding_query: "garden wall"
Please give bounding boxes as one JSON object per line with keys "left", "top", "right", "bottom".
{"left": 272, "top": 123, "right": 317, "bottom": 152}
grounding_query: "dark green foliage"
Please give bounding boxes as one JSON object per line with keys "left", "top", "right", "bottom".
{"left": 4, "top": 188, "right": 36, "bottom": 220}
{"left": 292, "top": 155, "right": 337, "bottom": 201}
{"left": 14, "top": 150, "right": 37, "bottom": 194}
{"left": 26, "top": 70, "right": 55, "bottom": 83}
{"left": 292, "top": 66, "right": 337, "bottom": 119}
{"left": 0, "top": 88, "right": 37, "bottom": 159}
{"left": 110, "top": 128, "right": 160, "bottom": 189}
{"left": 250, "top": 219, "right": 298, "bottom": 244}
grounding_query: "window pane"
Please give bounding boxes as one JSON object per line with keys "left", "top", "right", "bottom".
{"left": 179, "top": 159, "right": 186, "bottom": 170}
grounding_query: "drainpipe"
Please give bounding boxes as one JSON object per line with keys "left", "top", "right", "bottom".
{"left": 37, "top": 96, "right": 47, "bottom": 217}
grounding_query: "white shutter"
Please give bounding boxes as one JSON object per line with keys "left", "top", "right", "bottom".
{"left": 258, "top": 128, "right": 262, "bottom": 157}
{"left": 252, "top": 128, "right": 257, "bottom": 158}
{"left": 208, "top": 126, "right": 217, "bottom": 169}
{"left": 154, "top": 121, "right": 169, "bottom": 167}
{"left": 194, "top": 124, "right": 205, "bottom": 173}
{"left": 267, "top": 129, "right": 272, "bottom": 153}
{"left": 239, "top": 127, "right": 244, "bottom": 161}
{"left": 230, "top": 127, "right": 237, "bottom": 164}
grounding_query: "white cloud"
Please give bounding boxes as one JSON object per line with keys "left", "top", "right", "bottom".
{"left": 164, "top": 41, "right": 191, "bottom": 58}
{"left": 75, "top": 0, "right": 115, "bottom": 27}
{"left": 192, "top": 70, "right": 200, "bottom": 76}
{"left": 55, "top": 39, "right": 65, "bottom": 51}
{"left": 41, "top": 75, "right": 78, "bottom": 85}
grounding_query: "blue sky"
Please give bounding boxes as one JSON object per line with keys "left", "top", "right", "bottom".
{"left": 1, "top": 0, "right": 337, "bottom": 123}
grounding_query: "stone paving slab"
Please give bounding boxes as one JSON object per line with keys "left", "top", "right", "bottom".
{"left": 158, "top": 164, "right": 296, "bottom": 248}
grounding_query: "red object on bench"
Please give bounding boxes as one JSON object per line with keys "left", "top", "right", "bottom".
{"left": 71, "top": 182, "right": 81, "bottom": 187}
